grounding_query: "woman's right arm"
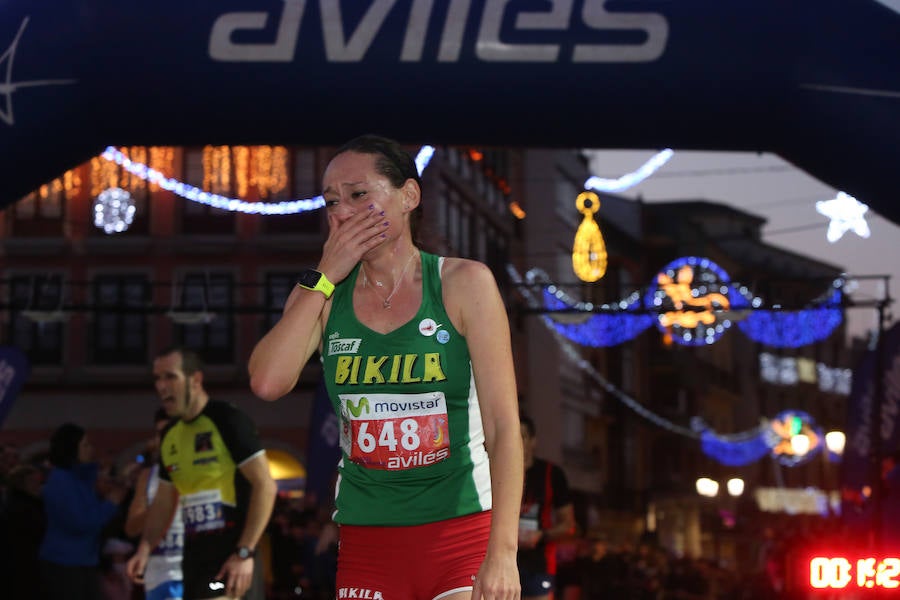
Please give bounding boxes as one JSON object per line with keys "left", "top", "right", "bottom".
{"left": 249, "top": 205, "right": 389, "bottom": 401}
{"left": 248, "top": 286, "right": 328, "bottom": 401}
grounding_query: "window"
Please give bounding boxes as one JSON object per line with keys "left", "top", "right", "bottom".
{"left": 13, "top": 183, "right": 66, "bottom": 236}
{"left": 173, "top": 273, "right": 234, "bottom": 364}
{"left": 7, "top": 274, "right": 65, "bottom": 364}
{"left": 92, "top": 275, "right": 148, "bottom": 364}
{"left": 263, "top": 272, "right": 302, "bottom": 333}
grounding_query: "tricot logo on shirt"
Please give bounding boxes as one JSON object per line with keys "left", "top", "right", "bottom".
{"left": 329, "top": 338, "right": 361, "bottom": 355}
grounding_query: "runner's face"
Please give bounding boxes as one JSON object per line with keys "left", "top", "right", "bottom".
{"left": 153, "top": 351, "right": 191, "bottom": 419}
{"left": 322, "top": 151, "right": 413, "bottom": 239}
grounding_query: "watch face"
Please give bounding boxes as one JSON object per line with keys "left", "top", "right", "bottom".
{"left": 298, "top": 269, "right": 322, "bottom": 288}
{"left": 237, "top": 547, "right": 252, "bottom": 559}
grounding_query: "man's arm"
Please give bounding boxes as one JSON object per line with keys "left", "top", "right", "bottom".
{"left": 543, "top": 502, "right": 576, "bottom": 542}
{"left": 123, "top": 468, "right": 150, "bottom": 539}
{"left": 236, "top": 452, "right": 277, "bottom": 551}
{"left": 125, "top": 479, "right": 179, "bottom": 583}
{"left": 215, "top": 452, "right": 277, "bottom": 598}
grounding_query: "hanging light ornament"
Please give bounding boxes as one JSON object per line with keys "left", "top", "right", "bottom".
{"left": 572, "top": 191, "right": 608, "bottom": 282}
{"left": 93, "top": 187, "right": 136, "bottom": 234}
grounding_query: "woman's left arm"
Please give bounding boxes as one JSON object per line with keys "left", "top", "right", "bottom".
{"left": 447, "top": 259, "right": 522, "bottom": 600}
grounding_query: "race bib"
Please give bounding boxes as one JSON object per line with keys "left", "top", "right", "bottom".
{"left": 339, "top": 392, "right": 450, "bottom": 471}
{"left": 151, "top": 522, "right": 184, "bottom": 557}
{"left": 181, "top": 490, "right": 225, "bottom": 535}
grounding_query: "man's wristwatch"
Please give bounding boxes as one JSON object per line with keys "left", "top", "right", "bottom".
{"left": 235, "top": 546, "right": 255, "bottom": 560}
{"left": 297, "top": 269, "right": 335, "bottom": 299}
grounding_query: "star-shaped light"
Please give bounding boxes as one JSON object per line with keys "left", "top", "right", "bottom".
{"left": 815, "top": 192, "right": 871, "bottom": 243}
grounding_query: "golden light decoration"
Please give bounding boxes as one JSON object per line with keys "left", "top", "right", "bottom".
{"left": 203, "top": 145, "right": 233, "bottom": 195}
{"left": 91, "top": 154, "right": 121, "bottom": 197}
{"left": 250, "top": 145, "right": 289, "bottom": 199}
{"left": 656, "top": 265, "right": 730, "bottom": 328}
{"left": 572, "top": 191, "right": 608, "bottom": 282}
{"left": 91, "top": 146, "right": 152, "bottom": 197}
{"left": 233, "top": 146, "right": 251, "bottom": 197}
{"left": 148, "top": 147, "right": 175, "bottom": 191}
{"left": 202, "top": 145, "right": 288, "bottom": 199}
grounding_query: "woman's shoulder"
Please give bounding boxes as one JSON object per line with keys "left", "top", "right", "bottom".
{"left": 438, "top": 256, "right": 496, "bottom": 285}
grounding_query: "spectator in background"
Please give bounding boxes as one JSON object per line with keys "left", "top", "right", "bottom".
{"left": 39, "top": 422, "right": 126, "bottom": 600}
{"left": 518, "top": 413, "right": 577, "bottom": 600}
{"left": 0, "top": 442, "right": 21, "bottom": 505}
{"left": 124, "top": 408, "right": 183, "bottom": 600}
{"left": 0, "top": 463, "right": 46, "bottom": 599}
{"left": 574, "top": 533, "right": 629, "bottom": 599}
{"left": 881, "top": 448, "right": 900, "bottom": 549}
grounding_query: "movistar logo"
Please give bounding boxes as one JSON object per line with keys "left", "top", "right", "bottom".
{"left": 347, "top": 397, "right": 370, "bottom": 417}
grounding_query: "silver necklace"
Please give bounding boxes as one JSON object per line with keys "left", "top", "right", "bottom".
{"left": 361, "top": 251, "right": 417, "bottom": 309}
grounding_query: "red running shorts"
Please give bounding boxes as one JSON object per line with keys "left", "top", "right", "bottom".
{"left": 336, "top": 510, "right": 491, "bottom": 600}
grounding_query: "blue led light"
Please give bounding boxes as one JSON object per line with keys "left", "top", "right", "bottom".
{"left": 542, "top": 290, "right": 654, "bottom": 347}
{"left": 737, "top": 290, "right": 843, "bottom": 348}
{"left": 700, "top": 429, "right": 772, "bottom": 466}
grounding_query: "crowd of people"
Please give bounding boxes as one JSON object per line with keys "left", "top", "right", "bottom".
{"left": 0, "top": 437, "right": 335, "bottom": 600}
{"left": 0, "top": 439, "right": 850, "bottom": 600}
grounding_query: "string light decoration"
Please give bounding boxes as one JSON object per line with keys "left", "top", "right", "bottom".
{"left": 532, "top": 257, "right": 841, "bottom": 348}
{"left": 511, "top": 265, "right": 699, "bottom": 438}
{"left": 147, "top": 147, "right": 175, "bottom": 191}
{"left": 100, "top": 145, "right": 436, "bottom": 216}
{"left": 583, "top": 149, "right": 674, "bottom": 193}
{"left": 537, "top": 273, "right": 654, "bottom": 347}
{"left": 697, "top": 411, "right": 823, "bottom": 467}
{"left": 572, "top": 191, "right": 608, "bottom": 282}
{"left": 510, "top": 263, "right": 831, "bottom": 468}
{"left": 738, "top": 286, "right": 843, "bottom": 347}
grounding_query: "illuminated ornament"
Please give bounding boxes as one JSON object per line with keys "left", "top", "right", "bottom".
{"left": 815, "top": 191, "right": 871, "bottom": 243}
{"left": 584, "top": 149, "right": 674, "bottom": 193}
{"left": 93, "top": 187, "right": 136, "bottom": 234}
{"left": 571, "top": 191, "right": 608, "bottom": 282}
{"left": 643, "top": 257, "right": 750, "bottom": 346}
{"left": 766, "top": 410, "right": 824, "bottom": 467}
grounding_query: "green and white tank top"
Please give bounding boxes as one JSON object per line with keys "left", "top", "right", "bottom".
{"left": 322, "top": 251, "right": 492, "bottom": 526}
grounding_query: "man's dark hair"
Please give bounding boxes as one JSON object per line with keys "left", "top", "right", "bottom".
{"left": 48, "top": 422, "right": 85, "bottom": 469}
{"left": 155, "top": 346, "right": 204, "bottom": 376}
{"left": 520, "top": 413, "right": 536, "bottom": 438}
{"left": 332, "top": 134, "right": 424, "bottom": 242}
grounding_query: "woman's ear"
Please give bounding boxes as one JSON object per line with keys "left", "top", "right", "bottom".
{"left": 402, "top": 179, "right": 421, "bottom": 213}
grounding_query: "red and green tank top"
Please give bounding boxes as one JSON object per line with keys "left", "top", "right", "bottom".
{"left": 322, "top": 250, "right": 492, "bottom": 526}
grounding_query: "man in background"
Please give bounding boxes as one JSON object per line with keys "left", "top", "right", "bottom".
{"left": 518, "top": 414, "right": 576, "bottom": 600}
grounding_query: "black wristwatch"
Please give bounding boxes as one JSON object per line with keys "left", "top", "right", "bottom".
{"left": 235, "top": 546, "right": 255, "bottom": 560}
{"left": 297, "top": 269, "right": 335, "bottom": 299}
